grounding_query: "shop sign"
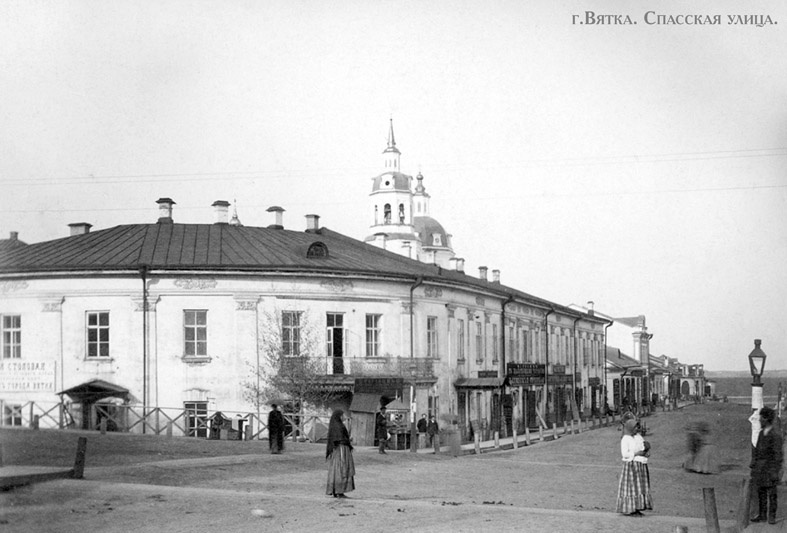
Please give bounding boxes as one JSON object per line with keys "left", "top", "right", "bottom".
{"left": 629, "top": 369, "right": 645, "bottom": 377}
{"left": 478, "top": 370, "right": 499, "bottom": 378}
{"left": 588, "top": 377, "right": 601, "bottom": 386}
{"left": 0, "top": 360, "right": 56, "bottom": 392}
{"left": 552, "top": 364, "right": 566, "bottom": 374}
{"left": 507, "top": 363, "right": 546, "bottom": 377}
{"left": 354, "top": 377, "right": 404, "bottom": 395}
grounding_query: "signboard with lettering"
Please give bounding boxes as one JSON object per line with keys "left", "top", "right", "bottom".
{"left": 354, "top": 377, "right": 404, "bottom": 395}
{"left": 507, "top": 363, "right": 546, "bottom": 386}
{"left": 588, "top": 377, "right": 601, "bottom": 387}
{"left": 477, "top": 370, "right": 499, "bottom": 378}
{"left": 0, "top": 360, "right": 56, "bottom": 392}
{"left": 552, "top": 364, "right": 566, "bottom": 374}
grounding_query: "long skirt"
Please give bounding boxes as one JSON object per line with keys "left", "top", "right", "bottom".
{"left": 616, "top": 461, "right": 653, "bottom": 514}
{"left": 326, "top": 444, "right": 355, "bottom": 496}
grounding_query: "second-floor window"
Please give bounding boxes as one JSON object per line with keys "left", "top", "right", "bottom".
{"left": 282, "top": 311, "right": 301, "bottom": 356}
{"left": 1, "top": 314, "right": 21, "bottom": 359}
{"left": 492, "top": 324, "right": 498, "bottom": 362}
{"left": 366, "top": 314, "right": 381, "bottom": 357}
{"left": 427, "top": 316, "right": 438, "bottom": 358}
{"left": 184, "top": 310, "right": 207, "bottom": 357}
{"left": 86, "top": 312, "right": 110, "bottom": 358}
{"left": 475, "top": 321, "right": 483, "bottom": 361}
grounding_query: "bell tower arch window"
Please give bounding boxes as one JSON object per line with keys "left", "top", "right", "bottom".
{"left": 384, "top": 204, "right": 391, "bottom": 224}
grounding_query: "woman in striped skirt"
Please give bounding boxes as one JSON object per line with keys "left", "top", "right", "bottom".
{"left": 326, "top": 408, "right": 355, "bottom": 498}
{"left": 616, "top": 418, "right": 652, "bottom": 515}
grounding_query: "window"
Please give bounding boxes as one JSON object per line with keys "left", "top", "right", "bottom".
{"left": 427, "top": 316, "right": 438, "bottom": 358}
{"left": 1, "top": 315, "right": 21, "bottom": 359}
{"left": 366, "top": 314, "right": 381, "bottom": 357}
{"left": 384, "top": 204, "right": 391, "bottom": 224}
{"left": 86, "top": 312, "right": 110, "bottom": 358}
{"left": 475, "top": 321, "right": 483, "bottom": 362}
{"left": 457, "top": 319, "right": 465, "bottom": 361}
{"left": 508, "top": 324, "right": 515, "bottom": 361}
{"left": 282, "top": 311, "right": 301, "bottom": 356}
{"left": 184, "top": 401, "right": 208, "bottom": 438}
{"left": 184, "top": 310, "right": 208, "bottom": 357}
{"left": 432, "top": 233, "right": 442, "bottom": 246}
{"left": 3, "top": 404, "right": 22, "bottom": 426}
{"left": 399, "top": 203, "right": 405, "bottom": 223}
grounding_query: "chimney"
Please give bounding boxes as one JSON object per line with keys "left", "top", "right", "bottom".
{"left": 212, "top": 200, "right": 230, "bottom": 224}
{"left": 479, "top": 266, "right": 488, "bottom": 281}
{"left": 455, "top": 258, "right": 465, "bottom": 273}
{"left": 305, "top": 214, "right": 320, "bottom": 233}
{"left": 587, "top": 301, "right": 595, "bottom": 316}
{"left": 374, "top": 232, "right": 387, "bottom": 250}
{"left": 402, "top": 241, "right": 413, "bottom": 259}
{"left": 266, "top": 206, "right": 285, "bottom": 229}
{"left": 492, "top": 269, "right": 500, "bottom": 283}
{"left": 9, "top": 231, "right": 18, "bottom": 241}
{"left": 68, "top": 222, "right": 92, "bottom": 236}
{"left": 156, "top": 198, "right": 175, "bottom": 224}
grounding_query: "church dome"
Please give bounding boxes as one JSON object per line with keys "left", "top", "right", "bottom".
{"left": 414, "top": 216, "right": 451, "bottom": 249}
{"left": 371, "top": 171, "right": 412, "bottom": 192}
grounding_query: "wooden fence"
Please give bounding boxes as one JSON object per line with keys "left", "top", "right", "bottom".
{"left": 0, "top": 399, "right": 330, "bottom": 443}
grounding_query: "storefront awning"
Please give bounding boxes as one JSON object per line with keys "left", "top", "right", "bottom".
{"left": 454, "top": 377, "right": 506, "bottom": 389}
{"left": 58, "top": 379, "right": 130, "bottom": 403}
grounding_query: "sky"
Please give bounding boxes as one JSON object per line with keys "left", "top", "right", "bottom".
{"left": 1, "top": 0, "right": 785, "bottom": 372}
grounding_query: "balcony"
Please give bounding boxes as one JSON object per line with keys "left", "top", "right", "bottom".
{"left": 326, "top": 356, "right": 435, "bottom": 378}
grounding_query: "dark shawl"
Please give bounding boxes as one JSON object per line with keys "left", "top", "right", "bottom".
{"left": 326, "top": 409, "right": 352, "bottom": 459}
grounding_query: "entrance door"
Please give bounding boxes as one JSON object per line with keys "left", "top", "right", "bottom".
{"left": 327, "top": 313, "right": 344, "bottom": 374}
{"left": 525, "top": 390, "right": 536, "bottom": 428}
{"left": 503, "top": 394, "right": 513, "bottom": 437}
{"left": 458, "top": 392, "right": 467, "bottom": 440}
{"left": 184, "top": 401, "right": 208, "bottom": 438}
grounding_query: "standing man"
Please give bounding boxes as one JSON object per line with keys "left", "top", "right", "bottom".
{"left": 375, "top": 406, "right": 389, "bottom": 454}
{"left": 427, "top": 416, "right": 439, "bottom": 448}
{"left": 750, "top": 406, "right": 783, "bottom": 524}
{"left": 417, "top": 414, "right": 428, "bottom": 449}
{"left": 268, "top": 403, "right": 285, "bottom": 454}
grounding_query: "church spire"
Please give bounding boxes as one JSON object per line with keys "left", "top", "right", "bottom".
{"left": 382, "top": 117, "right": 401, "bottom": 171}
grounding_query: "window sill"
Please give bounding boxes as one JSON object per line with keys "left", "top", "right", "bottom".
{"left": 182, "top": 356, "right": 212, "bottom": 365}
{"left": 84, "top": 357, "right": 114, "bottom": 363}
{"left": 475, "top": 359, "right": 483, "bottom": 365}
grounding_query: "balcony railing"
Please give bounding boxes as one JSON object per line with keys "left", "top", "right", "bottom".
{"left": 328, "top": 356, "right": 435, "bottom": 378}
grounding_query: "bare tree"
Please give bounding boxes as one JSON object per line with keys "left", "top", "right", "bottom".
{"left": 244, "top": 308, "right": 337, "bottom": 433}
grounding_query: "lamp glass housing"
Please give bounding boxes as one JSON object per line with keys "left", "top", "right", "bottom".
{"left": 749, "top": 352, "right": 766, "bottom": 378}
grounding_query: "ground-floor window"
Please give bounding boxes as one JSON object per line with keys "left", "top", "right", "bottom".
{"left": 184, "top": 401, "right": 208, "bottom": 437}
{"left": 3, "top": 403, "right": 23, "bottom": 426}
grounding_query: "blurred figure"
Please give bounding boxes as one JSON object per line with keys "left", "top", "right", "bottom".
{"left": 683, "top": 421, "right": 719, "bottom": 474}
{"left": 750, "top": 406, "right": 783, "bottom": 524}
{"left": 375, "top": 406, "right": 389, "bottom": 454}
{"left": 326, "top": 409, "right": 355, "bottom": 498}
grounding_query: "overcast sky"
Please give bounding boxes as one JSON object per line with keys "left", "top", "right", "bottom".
{"left": 1, "top": 1, "right": 785, "bottom": 372}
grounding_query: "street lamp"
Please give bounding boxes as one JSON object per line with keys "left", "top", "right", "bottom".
{"left": 749, "top": 339, "right": 767, "bottom": 410}
{"left": 748, "top": 339, "right": 767, "bottom": 452}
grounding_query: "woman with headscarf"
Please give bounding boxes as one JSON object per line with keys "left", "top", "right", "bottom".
{"left": 326, "top": 408, "right": 355, "bottom": 498}
{"left": 616, "top": 418, "right": 651, "bottom": 516}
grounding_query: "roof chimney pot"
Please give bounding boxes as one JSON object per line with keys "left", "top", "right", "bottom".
{"left": 212, "top": 200, "right": 230, "bottom": 224}
{"left": 266, "top": 206, "right": 285, "bottom": 229}
{"left": 479, "top": 266, "right": 488, "bottom": 281}
{"left": 305, "top": 214, "right": 320, "bottom": 233}
{"left": 156, "top": 198, "right": 175, "bottom": 224}
{"left": 9, "top": 231, "right": 18, "bottom": 241}
{"left": 492, "top": 269, "right": 500, "bottom": 283}
{"left": 68, "top": 222, "right": 92, "bottom": 236}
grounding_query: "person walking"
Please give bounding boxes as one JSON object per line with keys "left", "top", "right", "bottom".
{"left": 616, "top": 418, "right": 651, "bottom": 516}
{"left": 267, "top": 404, "right": 284, "bottom": 454}
{"left": 417, "top": 414, "right": 428, "bottom": 449}
{"left": 632, "top": 422, "right": 653, "bottom": 512}
{"left": 326, "top": 408, "right": 355, "bottom": 498}
{"left": 750, "top": 406, "right": 783, "bottom": 524}
{"left": 375, "top": 406, "right": 389, "bottom": 454}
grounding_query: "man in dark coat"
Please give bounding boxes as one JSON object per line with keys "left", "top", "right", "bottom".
{"left": 427, "top": 416, "right": 439, "bottom": 447}
{"left": 268, "top": 404, "right": 285, "bottom": 454}
{"left": 750, "top": 406, "right": 783, "bottom": 524}
{"left": 375, "top": 406, "right": 388, "bottom": 454}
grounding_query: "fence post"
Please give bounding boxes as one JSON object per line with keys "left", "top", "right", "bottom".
{"left": 100, "top": 418, "right": 107, "bottom": 435}
{"left": 166, "top": 422, "right": 173, "bottom": 438}
{"left": 703, "top": 487, "right": 720, "bottom": 533}
{"left": 524, "top": 426, "right": 531, "bottom": 446}
{"left": 474, "top": 432, "right": 481, "bottom": 454}
{"left": 494, "top": 431, "right": 500, "bottom": 449}
{"left": 73, "top": 437, "right": 88, "bottom": 479}
{"left": 512, "top": 429, "right": 518, "bottom": 449}
{"left": 538, "top": 425, "right": 544, "bottom": 442}
{"left": 552, "top": 422, "right": 558, "bottom": 440}
{"left": 736, "top": 477, "right": 751, "bottom": 531}
{"left": 32, "top": 414, "right": 40, "bottom": 430}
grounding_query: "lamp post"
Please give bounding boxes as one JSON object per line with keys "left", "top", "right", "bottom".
{"left": 748, "top": 339, "right": 767, "bottom": 450}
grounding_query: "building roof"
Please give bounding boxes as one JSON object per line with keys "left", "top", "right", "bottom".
{"left": 0, "top": 222, "right": 602, "bottom": 322}
{"left": 0, "top": 235, "right": 28, "bottom": 253}
{"left": 371, "top": 172, "right": 412, "bottom": 192}
{"left": 414, "top": 215, "right": 450, "bottom": 250}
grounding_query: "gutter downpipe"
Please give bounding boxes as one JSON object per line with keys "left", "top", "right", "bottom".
{"left": 139, "top": 265, "right": 149, "bottom": 434}
{"left": 572, "top": 315, "right": 581, "bottom": 420}
{"left": 409, "top": 276, "right": 424, "bottom": 453}
{"left": 500, "top": 294, "right": 515, "bottom": 435}
{"left": 603, "top": 320, "right": 613, "bottom": 412}
{"left": 543, "top": 308, "right": 555, "bottom": 427}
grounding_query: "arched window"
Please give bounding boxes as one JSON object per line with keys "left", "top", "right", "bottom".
{"left": 307, "top": 242, "right": 328, "bottom": 258}
{"left": 398, "top": 204, "right": 405, "bottom": 223}
{"left": 374, "top": 205, "right": 378, "bottom": 225}
{"left": 384, "top": 204, "right": 391, "bottom": 224}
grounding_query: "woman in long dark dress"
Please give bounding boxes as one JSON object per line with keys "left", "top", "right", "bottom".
{"left": 268, "top": 404, "right": 284, "bottom": 454}
{"left": 326, "top": 409, "right": 355, "bottom": 498}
